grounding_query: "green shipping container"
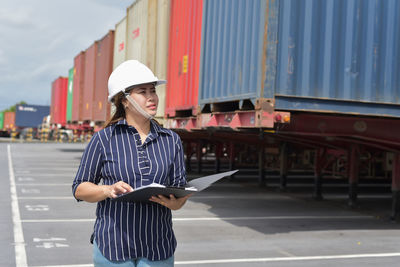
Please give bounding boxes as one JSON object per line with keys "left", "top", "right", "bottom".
{"left": 66, "top": 68, "right": 74, "bottom": 122}
{"left": 0, "top": 112, "right": 4, "bottom": 130}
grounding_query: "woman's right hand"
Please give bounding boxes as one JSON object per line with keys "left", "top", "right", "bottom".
{"left": 106, "top": 181, "right": 134, "bottom": 198}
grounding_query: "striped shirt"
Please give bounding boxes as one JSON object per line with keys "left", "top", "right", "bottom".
{"left": 72, "top": 119, "right": 187, "bottom": 261}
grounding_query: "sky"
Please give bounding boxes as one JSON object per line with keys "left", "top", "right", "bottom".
{"left": 0, "top": 0, "right": 134, "bottom": 111}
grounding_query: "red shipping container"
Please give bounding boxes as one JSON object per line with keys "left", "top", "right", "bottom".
{"left": 72, "top": 51, "right": 85, "bottom": 122}
{"left": 51, "top": 77, "right": 68, "bottom": 125}
{"left": 4, "top": 111, "right": 16, "bottom": 129}
{"left": 93, "top": 30, "right": 114, "bottom": 122}
{"left": 166, "top": 0, "right": 203, "bottom": 117}
{"left": 82, "top": 42, "right": 98, "bottom": 121}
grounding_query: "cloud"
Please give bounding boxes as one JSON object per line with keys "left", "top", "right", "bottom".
{"left": 0, "top": 0, "right": 131, "bottom": 110}
{"left": 0, "top": 6, "right": 33, "bottom": 28}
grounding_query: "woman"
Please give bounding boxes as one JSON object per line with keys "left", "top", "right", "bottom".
{"left": 72, "top": 60, "right": 190, "bottom": 266}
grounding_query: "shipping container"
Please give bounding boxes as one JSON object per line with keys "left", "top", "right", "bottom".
{"left": 82, "top": 42, "right": 98, "bottom": 121}
{"left": 15, "top": 104, "right": 50, "bottom": 128}
{"left": 0, "top": 112, "right": 4, "bottom": 129}
{"left": 199, "top": 0, "right": 400, "bottom": 118}
{"left": 113, "top": 17, "right": 127, "bottom": 70}
{"left": 51, "top": 77, "right": 68, "bottom": 125}
{"left": 125, "top": 0, "right": 170, "bottom": 122}
{"left": 4, "top": 111, "right": 15, "bottom": 129}
{"left": 72, "top": 51, "right": 85, "bottom": 122}
{"left": 166, "top": 0, "right": 203, "bottom": 117}
{"left": 66, "top": 68, "right": 74, "bottom": 122}
{"left": 154, "top": 0, "right": 171, "bottom": 122}
{"left": 94, "top": 30, "right": 114, "bottom": 122}
{"left": 272, "top": 0, "right": 400, "bottom": 117}
{"left": 126, "top": 0, "right": 157, "bottom": 70}
{"left": 199, "top": 0, "right": 267, "bottom": 108}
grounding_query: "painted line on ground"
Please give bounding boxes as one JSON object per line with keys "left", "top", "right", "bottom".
{"left": 8, "top": 145, "right": 28, "bottom": 267}
{"left": 174, "top": 252, "right": 400, "bottom": 264}
{"left": 18, "top": 197, "right": 74, "bottom": 200}
{"left": 19, "top": 215, "right": 373, "bottom": 223}
{"left": 28, "top": 252, "right": 400, "bottom": 267}
{"left": 16, "top": 183, "right": 72, "bottom": 186}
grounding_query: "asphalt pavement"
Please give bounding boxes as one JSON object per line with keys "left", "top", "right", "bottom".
{"left": 1, "top": 141, "right": 400, "bottom": 267}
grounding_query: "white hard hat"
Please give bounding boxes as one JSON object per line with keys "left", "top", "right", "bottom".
{"left": 108, "top": 60, "right": 166, "bottom": 102}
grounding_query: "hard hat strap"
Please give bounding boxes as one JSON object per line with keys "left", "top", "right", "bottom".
{"left": 124, "top": 94, "right": 154, "bottom": 120}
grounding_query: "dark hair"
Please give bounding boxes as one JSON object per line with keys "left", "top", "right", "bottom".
{"left": 104, "top": 92, "right": 126, "bottom": 128}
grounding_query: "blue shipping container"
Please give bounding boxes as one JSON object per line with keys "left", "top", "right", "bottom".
{"left": 199, "top": 0, "right": 400, "bottom": 117}
{"left": 15, "top": 104, "right": 50, "bottom": 128}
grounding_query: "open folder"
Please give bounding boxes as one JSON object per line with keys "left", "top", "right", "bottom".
{"left": 114, "top": 170, "right": 239, "bottom": 202}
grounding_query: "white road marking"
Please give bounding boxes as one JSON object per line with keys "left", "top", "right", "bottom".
{"left": 172, "top": 215, "right": 375, "bottom": 221}
{"left": 28, "top": 252, "right": 400, "bottom": 267}
{"left": 16, "top": 183, "right": 72, "bottom": 186}
{"left": 21, "top": 219, "right": 95, "bottom": 223}
{"left": 25, "top": 205, "right": 49, "bottom": 211}
{"left": 19, "top": 215, "right": 372, "bottom": 223}
{"left": 8, "top": 145, "right": 28, "bottom": 267}
{"left": 19, "top": 197, "right": 74, "bottom": 200}
{"left": 21, "top": 188, "right": 41, "bottom": 194}
{"left": 174, "top": 252, "right": 400, "bottom": 264}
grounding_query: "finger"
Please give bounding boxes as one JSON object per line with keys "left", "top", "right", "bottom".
{"left": 156, "top": 195, "right": 169, "bottom": 207}
{"left": 120, "top": 183, "right": 133, "bottom": 192}
{"left": 115, "top": 185, "right": 127, "bottom": 193}
{"left": 169, "top": 194, "right": 176, "bottom": 201}
{"left": 157, "top": 194, "right": 169, "bottom": 202}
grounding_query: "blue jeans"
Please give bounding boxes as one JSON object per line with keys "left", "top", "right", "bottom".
{"left": 93, "top": 240, "right": 174, "bottom": 267}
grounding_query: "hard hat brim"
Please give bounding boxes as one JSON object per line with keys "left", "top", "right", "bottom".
{"left": 108, "top": 79, "right": 167, "bottom": 102}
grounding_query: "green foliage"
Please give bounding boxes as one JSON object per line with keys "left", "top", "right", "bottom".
{"left": 1, "top": 101, "right": 27, "bottom": 113}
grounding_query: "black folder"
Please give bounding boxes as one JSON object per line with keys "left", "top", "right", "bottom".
{"left": 114, "top": 170, "right": 238, "bottom": 202}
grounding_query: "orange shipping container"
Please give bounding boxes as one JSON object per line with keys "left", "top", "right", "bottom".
{"left": 166, "top": 0, "right": 203, "bottom": 117}
{"left": 50, "top": 77, "right": 68, "bottom": 125}
{"left": 82, "top": 42, "right": 98, "bottom": 121}
{"left": 4, "top": 111, "right": 15, "bottom": 129}
{"left": 93, "top": 31, "right": 114, "bottom": 122}
{"left": 72, "top": 51, "right": 85, "bottom": 122}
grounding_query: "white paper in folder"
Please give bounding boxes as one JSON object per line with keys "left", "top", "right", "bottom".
{"left": 114, "top": 170, "right": 238, "bottom": 202}
{"left": 187, "top": 170, "right": 239, "bottom": 191}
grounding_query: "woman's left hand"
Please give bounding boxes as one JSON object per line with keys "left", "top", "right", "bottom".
{"left": 149, "top": 194, "right": 192, "bottom": 210}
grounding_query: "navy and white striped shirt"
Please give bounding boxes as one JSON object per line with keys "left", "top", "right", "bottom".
{"left": 72, "top": 119, "right": 187, "bottom": 261}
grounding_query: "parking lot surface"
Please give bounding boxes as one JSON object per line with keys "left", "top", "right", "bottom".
{"left": 2, "top": 142, "right": 400, "bottom": 267}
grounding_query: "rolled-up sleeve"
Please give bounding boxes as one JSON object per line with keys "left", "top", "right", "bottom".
{"left": 169, "top": 134, "right": 187, "bottom": 187}
{"left": 72, "top": 133, "right": 103, "bottom": 200}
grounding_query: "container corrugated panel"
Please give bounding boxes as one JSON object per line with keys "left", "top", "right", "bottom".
{"left": 50, "top": 79, "right": 57, "bottom": 124}
{"left": 199, "top": 0, "right": 267, "bottom": 106}
{"left": 271, "top": 0, "right": 400, "bottom": 116}
{"left": 94, "top": 31, "right": 114, "bottom": 122}
{"left": 4, "top": 111, "right": 15, "bottom": 129}
{"left": 166, "top": 0, "right": 203, "bottom": 116}
{"left": 126, "top": 0, "right": 157, "bottom": 70}
{"left": 15, "top": 104, "right": 50, "bottom": 128}
{"left": 82, "top": 43, "right": 97, "bottom": 121}
{"left": 0, "top": 112, "right": 4, "bottom": 130}
{"left": 113, "top": 17, "right": 127, "bottom": 70}
{"left": 51, "top": 77, "right": 68, "bottom": 125}
{"left": 72, "top": 51, "right": 85, "bottom": 122}
{"left": 154, "top": 0, "right": 170, "bottom": 122}
{"left": 66, "top": 68, "right": 74, "bottom": 122}
{"left": 199, "top": 0, "right": 400, "bottom": 118}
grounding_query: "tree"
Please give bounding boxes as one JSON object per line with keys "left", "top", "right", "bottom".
{"left": 1, "top": 101, "right": 27, "bottom": 112}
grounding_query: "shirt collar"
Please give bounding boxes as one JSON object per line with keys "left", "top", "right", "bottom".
{"left": 114, "top": 119, "right": 171, "bottom": 136}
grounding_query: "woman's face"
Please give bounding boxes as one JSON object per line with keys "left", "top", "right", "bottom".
{"left": 125, "top": 83, "right": 159, "bottom": 117}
